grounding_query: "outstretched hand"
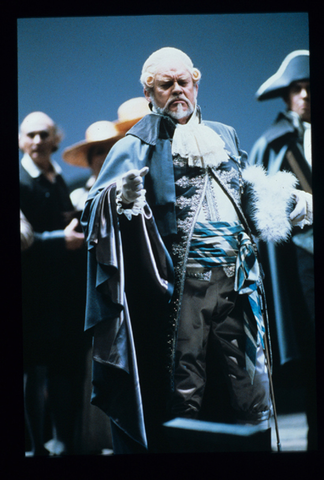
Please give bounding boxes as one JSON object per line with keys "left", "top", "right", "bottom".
{"left": 290, "top": 190, "right": 313, "bottom": 227}
{"left": 121, "top": 166, "right": 149, "bottom": 204}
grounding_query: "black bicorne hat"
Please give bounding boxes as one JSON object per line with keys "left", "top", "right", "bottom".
{"left": 256, "top": 50, "right": 309, "bottom": 101}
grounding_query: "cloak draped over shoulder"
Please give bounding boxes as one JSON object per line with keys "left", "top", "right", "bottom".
{"left": 82, "top": 181, "right": 174, "bottom": 449}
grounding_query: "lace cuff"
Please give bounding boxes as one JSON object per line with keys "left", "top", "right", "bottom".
{"left": 115, "top": 178, "right": 146, "bottom": 220}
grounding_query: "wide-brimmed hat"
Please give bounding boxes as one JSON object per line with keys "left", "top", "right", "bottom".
{"left": 114, "top": 97, "right": 151, "bottom": 133}
{"left": 256, "top": 50, "right": 310, "bottom": 101}
{"left": 63, "top": 121, "right": 124, "bottom": 167}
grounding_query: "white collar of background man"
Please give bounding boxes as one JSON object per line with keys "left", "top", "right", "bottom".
{"left": 21, "top": 153, "right": 62, "bottom": 178}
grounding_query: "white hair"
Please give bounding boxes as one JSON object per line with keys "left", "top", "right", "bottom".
{"left": 140, "top": 47, "right": 201, "bottom": 92}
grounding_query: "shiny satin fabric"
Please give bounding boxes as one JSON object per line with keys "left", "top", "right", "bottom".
{"left": 171, "top": 268, "right": 271, "bottom": 425}
{"left": 83, "top": 184, "right": 174, "bottom": 451}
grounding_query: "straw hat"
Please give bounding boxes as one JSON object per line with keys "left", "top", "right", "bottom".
{"left": 256, "top": 50, "right": 309, "bottom": 101}
{"left": 63, "top": 121, "right": 124, "bottom": 167}
{"left": 114, "top": 97, "right": 151, "bottom": 133}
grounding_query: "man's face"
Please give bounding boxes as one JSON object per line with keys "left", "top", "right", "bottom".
{"left": 88, "top": 144, "right": 110, "bottom": 178}
{"left": 285, "top": 81, "right": 311, "bottom": 123}
{"left": 144, "top": 61, "right": 198, "bottom": 124}
{"left": 19, "top": 113, "right": 58, "bottom": 167}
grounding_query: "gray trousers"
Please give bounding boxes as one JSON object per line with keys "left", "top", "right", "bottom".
{"left": 171, "top": 267, "right": 272, "bottom": 427}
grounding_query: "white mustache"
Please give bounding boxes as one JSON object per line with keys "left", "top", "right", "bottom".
{"left": 165, "top": 95, "right": 189, "bottom": 108}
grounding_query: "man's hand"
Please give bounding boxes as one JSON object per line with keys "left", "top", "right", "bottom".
{"left": 121, "top": 167, "right": 149, "bottom": 204}
{"left": 290, "top": 190, "right": 313, "bottom": 228}
{"left": 64, "top": 218, "right": 85, "bottom": 250}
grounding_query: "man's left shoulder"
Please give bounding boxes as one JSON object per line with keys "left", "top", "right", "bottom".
{"left": 203, "top": 120, "right": 236, "bottom": 136}
{"left": 203, "top": 120, "right": 238, "bottom": 148}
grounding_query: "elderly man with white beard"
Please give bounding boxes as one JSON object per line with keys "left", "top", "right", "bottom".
{"left": 81, "top": 47, "right": 312, "bottom": 454}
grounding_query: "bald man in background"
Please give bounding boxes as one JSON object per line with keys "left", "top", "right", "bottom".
{"left": 20, "top": 112, "right": 88, "bottom": 455}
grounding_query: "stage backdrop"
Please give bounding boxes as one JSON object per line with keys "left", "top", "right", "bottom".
{"left": 17, "top": 13, "right": 309, "bottom": 189}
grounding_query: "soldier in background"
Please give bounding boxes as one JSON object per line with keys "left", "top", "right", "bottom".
{"left": 249, "top": 50, "right": 317, "bottom": 450}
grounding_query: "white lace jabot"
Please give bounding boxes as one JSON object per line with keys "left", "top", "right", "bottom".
{"left": 172, "top": 110, "right": 230, "bottom": 168}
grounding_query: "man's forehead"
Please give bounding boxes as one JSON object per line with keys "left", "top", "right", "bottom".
{"left": 291, "top": 80, "right": 310, "bottom": 88}
{"left": 21, "top": 120, "right": 54, "bottom": 135}
{"left": 20, "top": 113, "right": 55, "bottom": 134}
{"left": 155, "top": 62, "right": 191, "bottom": 80}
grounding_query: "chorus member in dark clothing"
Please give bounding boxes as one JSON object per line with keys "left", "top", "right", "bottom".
{"left": 249, "top": 50, "right": 317, "bottom": 450}
{"left": 81, "top": 48, "right": 312, "bottom": 454}
{"left": 20, "top": 111, "right": 87, "bottom": 455}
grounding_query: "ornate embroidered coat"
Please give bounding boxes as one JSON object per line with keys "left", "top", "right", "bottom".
{"left": 81, "top": 111, "right": 297, "bottom": 451}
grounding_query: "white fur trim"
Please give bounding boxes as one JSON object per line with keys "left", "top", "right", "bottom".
{"left": 243, "top": 165, "right": 298, "bottom": 244}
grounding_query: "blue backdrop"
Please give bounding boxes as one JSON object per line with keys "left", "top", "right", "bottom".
{"left": 17, "top": 13, "right": 309, "bottom": 188}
